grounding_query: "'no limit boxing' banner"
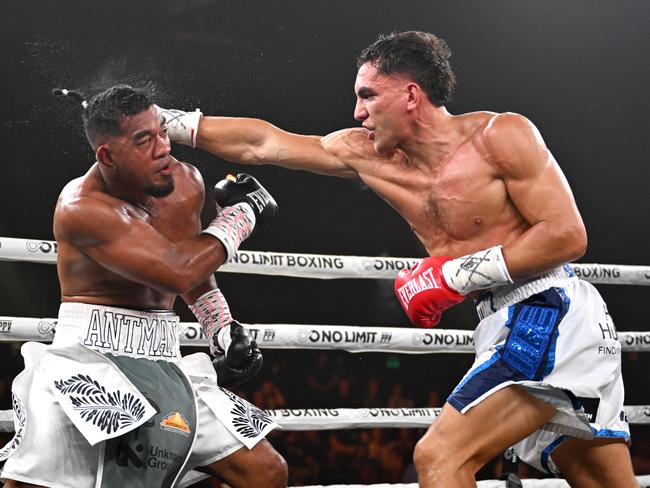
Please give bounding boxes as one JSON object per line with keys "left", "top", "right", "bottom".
{"left": 2, "top": 318, "right": 650, "bottom": 352}
{"left": 1, "top": 405, "right": 649, "bottom": 432}
{"left": 1, "top": 237, "right": 649, "bottom": 285}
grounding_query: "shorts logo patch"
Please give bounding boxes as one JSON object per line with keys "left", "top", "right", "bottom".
{"left": 576, "top": 397, "right": 601, "bottom": 423}
{"left": 160, "top": 411, "right": 191, "bottom": 436}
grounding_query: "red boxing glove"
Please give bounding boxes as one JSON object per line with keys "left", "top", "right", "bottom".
{"left": 394, "top": 256, "right": 465, "bottom": 328}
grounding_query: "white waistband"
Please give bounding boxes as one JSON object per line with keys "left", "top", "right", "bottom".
{"left": 57, "top": 302, "right": 181, "bottom": 361}
{"left": 475, "top": 265, "right": 576, "bottom": 320}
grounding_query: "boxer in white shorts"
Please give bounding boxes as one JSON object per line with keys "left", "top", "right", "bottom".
{"left": 1, "top": 304, "right": 277, "bottom": 488}
{"left": 449, "top": 265, "right": 629, "bottom": 476}
{"left": 0, "top": 85, "right": 286, "bottom": 488}
{"left": 158, "top": 30, "right": 638, "bottom": 487}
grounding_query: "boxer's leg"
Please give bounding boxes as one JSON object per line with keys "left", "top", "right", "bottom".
{"left": 197, "top": 439, "right": 287, "bottom": 488}
{"left": 414, "top": 385, "right": 556, "bottom": 488}
{"left": 552, "top": 437, "right": 637, "bottom": 488}
{"left": 184, "top": 354, "right": 284, "bottom": 488}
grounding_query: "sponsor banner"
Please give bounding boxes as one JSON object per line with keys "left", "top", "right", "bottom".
{"left": 0, "top": 405, "right": 648, "bottom": 435}
{"left": 625, "top": 405, "right": 650, "bottom": 425}
{"left": 178, "top": 324, "right": 474, "bottom": 352}
{"left": 254, "top": 325, "right": 474, "bottom": 353}
{"left": 265, "top": 407, "right": 441, "bottom": 430}
{"left": 2, "top": 318, "right": 649, "bottom": 353}
{"left": 227, "top": 250, "right": 418, "bottom": 280}
{"left": 0, "top": 237, "right": 58, "bottom": 264}
{"left": 572, "top": 263, "right": 650, "bottom": 285}
{"left": 2, "top": 237, "right": 647, "bottom": 285}
{"left": 618, "top": 332, "right": 650, "bottom": 352}
{"left": 0, "top": 317, "right": 56, "bottom": 342}
{"left": 179, "top": 323, "right": 208, "bottom": 346}
{"left": 0, "top": 319, "right": 12, "bottom": 334}
{"left": 274, "top": 406, "right": 650, "bottom": 431}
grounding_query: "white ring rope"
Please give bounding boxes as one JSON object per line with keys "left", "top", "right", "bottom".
{"left": 1, "top": 237, "right": 649, "bottom": 285}
{"left": 0, "top": 404, "right": 648, "bottom": 433}
{"left": 2, "top": 236, "right": 649, "bottom": 486}
{"left": 1, "top": 317, "right": 649, "bottom": 353}
{"left": 1, "top": 406, "right": 648, "bottom": 486}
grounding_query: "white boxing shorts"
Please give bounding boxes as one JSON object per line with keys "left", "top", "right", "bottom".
{"left": 447, "top": 265, "right": 630, "bottom": 476}
{"left": 0, "top": 302, "right": 277, "bottom": 488}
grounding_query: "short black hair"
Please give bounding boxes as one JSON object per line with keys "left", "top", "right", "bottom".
{"left": 357, "top": 31, "right": 456, "bottom": 107}
{"left": 83, "top": 84, "right": 153, "bottom": 148}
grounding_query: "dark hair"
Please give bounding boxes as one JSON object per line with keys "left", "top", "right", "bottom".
{"left": 357, "top": 31, "right": 456, "bottom": 107}
{"left": 82, "top": 84, "right": 153, "bottom": 148}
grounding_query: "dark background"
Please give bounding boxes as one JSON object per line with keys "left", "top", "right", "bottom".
{"left": 1, "top": 0, "right": 649, "bottom": 483}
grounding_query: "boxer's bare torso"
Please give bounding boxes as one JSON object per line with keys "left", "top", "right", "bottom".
{"left": 54, "top": 159, "right": 204, "bottom": 310}
{"left": 193, "top": 63, "right": 585, "bottom": 284}
{"left": 325, "top": 113, "right": 530, "bottom": 258}
{"left": 197, "top": 107, "right": 585, "bottom": 285}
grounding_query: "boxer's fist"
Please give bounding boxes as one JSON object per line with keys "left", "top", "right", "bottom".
{"left": 212, "top": 321, "right": 263, "bottom": 387}
{"left": 156, "top": 106, "right": 202, "bottom": 147}
{"left": 214, "top": 174, "right": 277, "bottom": 234}
{"left": 394, "top": 256, "right": 465, "bottom": 328}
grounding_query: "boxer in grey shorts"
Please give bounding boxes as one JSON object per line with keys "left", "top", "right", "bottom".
{"left": 1, "top": 84, "right": 286, "bottom": 488}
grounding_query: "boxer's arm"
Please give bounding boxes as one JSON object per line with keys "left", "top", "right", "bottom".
{"left": 195, "top": 116, "right": 363, "bottom": 179}
{"left": 181, "top": 277, "right": 217, "bottom": 304}
{"left": 54, "top": 197, "right": 228, "bottom": 294}
{"left": 484, "top": 113, "right": 587, "bottom": 280}
{"left": 181, "top": 280, "right": 263, "bottom": 386}
{"left": 161, "top": 107, "right": 394, "bottom": 180}
{"left": 178, "top": 164, "right": 222, "bottom": 304}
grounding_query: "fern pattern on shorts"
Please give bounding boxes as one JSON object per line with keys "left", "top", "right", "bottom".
{"left": 54, "top": 374, "right": 147, "bottom": 435}
{"left": 0, "top": 393, "right": 27, "bottom": 461}
{"left": 220, "top": 387, "right": 273, "bottom": 439}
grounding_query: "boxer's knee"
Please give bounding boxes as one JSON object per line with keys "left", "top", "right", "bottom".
{"left": 201, "top": 440, "right": 287, "bottom": 488}
{"left": 240, "top": 443, "right": 288, "bottom": 488}
{"left": 258, "top": 448, "right": 288, "bottom": 488}
{"left": 414, "top": 428, "right": 454, "bottom": 474}
{"left": 414, "top": 425, "right": 483, "bottom": 478}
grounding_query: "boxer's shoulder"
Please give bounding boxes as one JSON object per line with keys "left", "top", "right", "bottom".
{"left": 55, "top": 190, "right": 125, "bottom": 230}
{"left": 56, "top": 162, "right": 107, "bottom": 202}
{"left": 322, "top": 127, "right": 397, "bottom": 171}
{"left": 479, "top": 112, "right": 539, "bottom": 151}
{"left": 54, "top": 172, "right": 136, "bottom": 243}
{"left": 323, "top": 127, "right": 376, "bottom": 155}
{"left": 172, "top": 158, "right": 203, "bottom": 183}
{"left": 478, "top": 112, "right": 550, "bottom": 175}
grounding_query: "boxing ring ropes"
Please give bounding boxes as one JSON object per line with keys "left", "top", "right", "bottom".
{"left": 1, "top": 237, "right": 649, "bottom": 488}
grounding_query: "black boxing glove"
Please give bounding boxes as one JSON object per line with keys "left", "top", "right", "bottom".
{"left": 214, "top": 174, "right": 277, "bottom": 234}
{"left": 212, "top": 321, "right": 263, "bottom": 387}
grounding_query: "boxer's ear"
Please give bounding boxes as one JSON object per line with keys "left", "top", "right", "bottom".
{"left": 96, "top": 144, "right": 113, "bottom": 167}
{"left": 406, "top": 82, "right": 420, "bottom": 112}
